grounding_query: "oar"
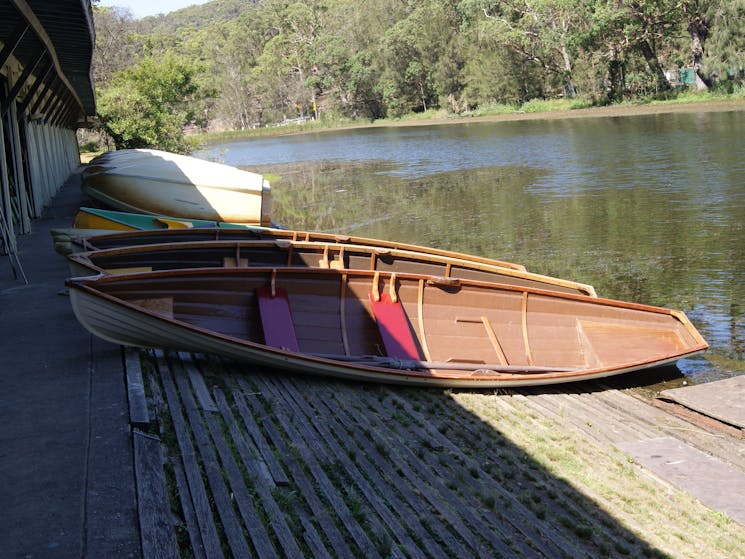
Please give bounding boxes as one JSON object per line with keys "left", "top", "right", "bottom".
{"left": 312, "top": 353, "right": 573, "bottom": 374}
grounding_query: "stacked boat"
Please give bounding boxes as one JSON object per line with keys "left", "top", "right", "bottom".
{"left": 63, "top": 149, "right": 707, "bottom": 388}
{"left": 82, "top": 149, "right": 272, "bottom": 225}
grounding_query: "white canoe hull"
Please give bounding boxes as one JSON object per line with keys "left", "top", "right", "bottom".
{"left": 82, "top": 149, "right": 271, "bottom": 225}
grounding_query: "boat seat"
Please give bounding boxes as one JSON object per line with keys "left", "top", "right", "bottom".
{"left": 369, "top": 292, "right": 422, "bottom": 360}
{"left": 256, "top": 286, "right": 300, "bottom": 352}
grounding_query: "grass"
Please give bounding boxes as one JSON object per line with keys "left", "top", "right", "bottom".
{"left": 646, "top": 83, "right": 745, "bottom": 104}
{"left": 451, "top": 389, "right": 745, "bottom": 558}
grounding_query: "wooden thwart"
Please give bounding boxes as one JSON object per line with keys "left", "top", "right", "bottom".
{"left": 369, "top": 272, "right": 422, "bottom": 360}
{"left": 256, "top": 286, "right": 300, "bottom": 352}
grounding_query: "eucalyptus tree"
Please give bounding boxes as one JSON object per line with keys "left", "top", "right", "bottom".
{"left": 684, "top": 0, "right": 745, "bottom": 87}
{"left": 379, "top": 0, "right": 461, "bottom": 116}
{"left": 91, "top": 5, "right": 142, "bottom": 86}
{"left": 581, "top": 0, "right": 684, "bottom": 100}
{"left": 246, "top": 0, "right": 337, "bottom": 122}
{"left": 460, "top": 0, "right": 588, "bottom": 97}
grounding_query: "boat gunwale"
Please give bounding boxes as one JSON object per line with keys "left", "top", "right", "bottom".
{"left": 67, "top": 239, "right": 598, "bottom": 296}
{"left": 69, "top": 215, "right": 531, "bottom": 272}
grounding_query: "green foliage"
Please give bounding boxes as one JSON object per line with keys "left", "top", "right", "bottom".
{"left": 97, "top": 52, "right": 207, "bottom": 152}
{"left": 91, "top": 0, "right": 745, "bottom": 135}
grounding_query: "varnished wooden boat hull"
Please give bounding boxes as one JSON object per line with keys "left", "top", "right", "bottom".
{"left": 67, "top": 267, "right": 706, "bottom": 388}
{"left": 81, "top": 149, "right": 271, "bottom": 225}
{"left": 67, "top": 239, "right": 598, "bottom": 296}
{"left": 68, "top": 209, "right": 525, "bottom": 272}
{"left": 63, "top": 216, "right": 602, "bottom": 294}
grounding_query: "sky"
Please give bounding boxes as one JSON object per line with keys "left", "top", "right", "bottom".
{"left": 97, "top": 0, "right": 211, "bottom": 19}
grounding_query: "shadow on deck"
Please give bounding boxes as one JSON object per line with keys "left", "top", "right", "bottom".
{"left": 127, "top": 349, "right": 745, "bottom": 558}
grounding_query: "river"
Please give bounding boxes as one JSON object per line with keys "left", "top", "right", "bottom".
{"left": 200, "top": 110, "right": 745, "bottom": 384}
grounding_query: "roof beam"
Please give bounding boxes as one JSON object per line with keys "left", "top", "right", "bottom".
{"left": 0, "top": 21, "right": 30, "bottom": 70}
{"left": 2, "top": 49, "right": 47, "bottom": 117}
{"left": 9, "top": 0, "right": 86, "bottom": 116}
{"left": 37, "top": 74, "right": 60, "bottom": 116}
{"left": 16, "top": 58, "right": 52, "bottom": 116}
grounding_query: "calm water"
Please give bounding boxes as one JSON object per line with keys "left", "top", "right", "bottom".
{"left": 201, "top": 111, "right": 745, "bottom": 384}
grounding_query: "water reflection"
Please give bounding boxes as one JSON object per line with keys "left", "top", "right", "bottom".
{"left": 201, "top": 111, "right": 745, "bottom": 383}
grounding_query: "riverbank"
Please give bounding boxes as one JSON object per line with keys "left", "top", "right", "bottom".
{"left": 198, "top": 97, "right": 745, "bottom": 144}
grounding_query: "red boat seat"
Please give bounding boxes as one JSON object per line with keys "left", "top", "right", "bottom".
{"left": 369, "top": 292, "right": 422, "bottom": 360}
{"left": 256, "top": 286, "right": 300, "bottom": 352}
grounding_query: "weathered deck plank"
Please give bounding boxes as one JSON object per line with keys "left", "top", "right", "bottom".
{"left": 618, "top": 436, "right": 745, "bottom": 525}
{"left": 295, "top": 378, "right": 461, "bottom": 559}
{"left": 177, "top": 352, "right": 218, "bottom": 412}
{"left": 155, "top": 353, "right": 225, "bottom": 559}
{"left": 168, "top": 355, "right": 253, "bottom": 558}
{"left": 266, "top": 375, "right": 429, "bottom": 559}
{"left": 376, "top": 388, "right": 582, "bottom": 559}
{"left": 171, "top": 460, "right": 206, "bottom": 559}
{"left": 234, "top": 377, "right": 355, "bottom": 558}
{"left": 325, "top": 381, "right": 505, "bottom": 558}
{"left": 229, "top": 378, "right": 290, "bottom": 486}
{"left": 211, "top": 387, "right": 303, "bottom": 558}
{"left": 381, "top": 388, "right": 592, "bottom": 558}
{"left": 132, "top": 350, "right": 745, "bottom": 559}
{"left": 251, "top": 374, "right": 383, "bottom": 559}
{"left": 125, "top": 347, "right": 149, "bottom": 428}
{"left": 133, "top": 429, "right": 179, "bottom": 559}
{"left": 659, "top": 375, "right": 745, "bottom": 430}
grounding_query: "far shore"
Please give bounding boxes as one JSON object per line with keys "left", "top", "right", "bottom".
{"left": 376, "top": 98, "right": 745, "bottom": 127}
{"left": 199, "top": 98, "right": 745, "bottom": 143}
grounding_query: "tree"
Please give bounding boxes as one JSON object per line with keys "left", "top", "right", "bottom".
{"left": 379, "top": 1, "right": 459, "bottom": 116}
{"left": 466, "top": 0, "right": 587, "bottom": 96}
{"left": 624, "top": 0, "right": 680, "bottom": 93}
{"left": 97, "top": 52, "right": 208, "bottom": 152}
{"left": 687, "top": 0, "right": 745, "bottom": 87}
{"left": 91, "top": 5, "right": 141, "bottom": 86}
{"left": 581, "top": 0, "right": 680, "bottom": 101}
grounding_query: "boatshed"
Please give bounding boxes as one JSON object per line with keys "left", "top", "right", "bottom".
{"left": 1, "top": 0, "right": 95, "bottom": 273}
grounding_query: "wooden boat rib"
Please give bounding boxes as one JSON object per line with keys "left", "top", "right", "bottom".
{"left": 66, "top": 267, "right": 707, "bottom": 388}
{"left": 81, "top": 150, "right": 272, "bottom": 225}
{"left": 67, "top": 239, "right": 597, "bottom": 296}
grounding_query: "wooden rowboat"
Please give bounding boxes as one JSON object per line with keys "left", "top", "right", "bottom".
{"left": 66, "top": 267, "right": 706, "bottom": 388}
{"left": 67, "top": 206, "right": 545, "bottom": 274}
{"left": 67, "top": 226, "right": 521, "bottom": 270}
{"left": 66, "top": 219, "right": 529, "bottom": 274}
{"left": 67, "top": 239, "right": 597, "bottom": 296}
{"left": 81, "top": 149, "right": 272, "bottom": 225}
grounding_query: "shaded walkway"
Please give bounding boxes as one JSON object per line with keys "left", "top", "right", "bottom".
{"left": 0, "top": 170, "right": 139, "bottom": 558}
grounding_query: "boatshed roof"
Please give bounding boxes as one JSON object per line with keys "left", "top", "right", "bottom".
{"left": 0, "top": 0, "right": 96, "bottom": 119}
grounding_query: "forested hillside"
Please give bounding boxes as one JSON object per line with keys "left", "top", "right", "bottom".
{"left": 91, "top": 0, "right": 745, "bottom": 149}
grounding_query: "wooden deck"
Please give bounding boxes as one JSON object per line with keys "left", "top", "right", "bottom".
{"left": 126, "top": 349, "right": 745, "bottom": 558}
